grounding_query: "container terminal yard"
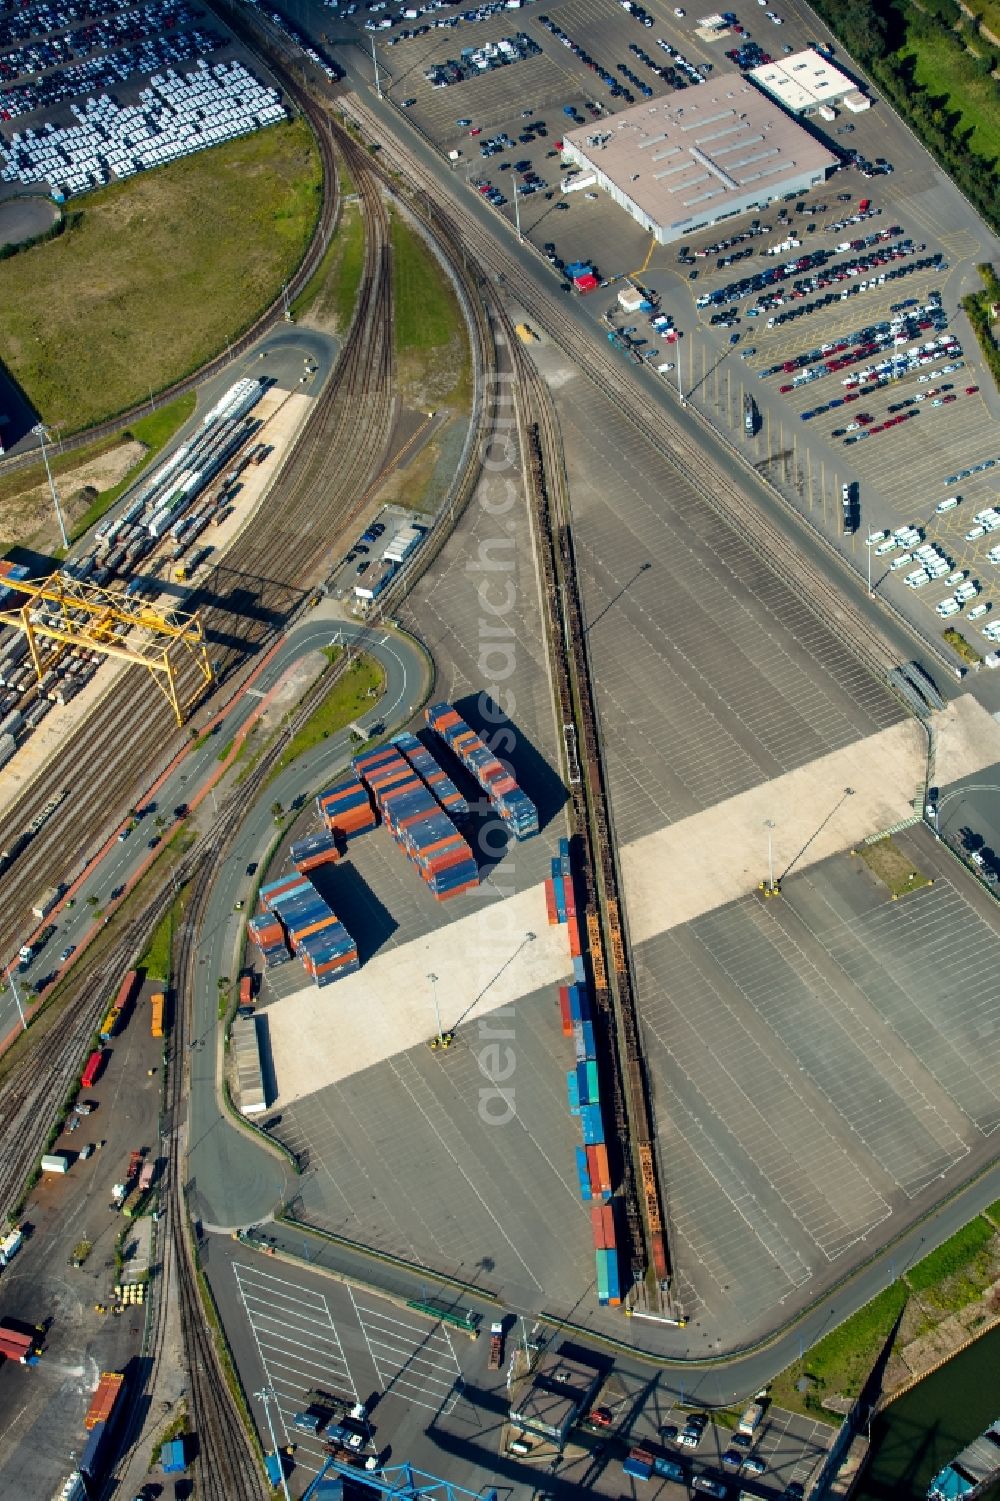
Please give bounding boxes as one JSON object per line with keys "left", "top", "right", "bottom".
{"left": 0, "top": 0, "right": 999, "bottom": 1496}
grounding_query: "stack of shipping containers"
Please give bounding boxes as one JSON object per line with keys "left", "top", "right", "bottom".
{"left": 316, "top": 769, "right": 377, "bottom": 842}
{"left": 289, "top": 829, "right": 339, "bottom": 874}
{"left": 354, "top": 744, "right": 479, "bottom": 900}
{"left": 248, "top": 911, "right": 290, "bottom": 968}
{"left": 391, "top": 731, "right": 469, "bottom": 820}
{"left": 424, "top": 701, "right": 539, "bottom": 840}
{"left": 258, "top": 875, "right": 358, "bottom": 987}
{"left": 79, "top": 1370, "right": 125, "bottom": 1498}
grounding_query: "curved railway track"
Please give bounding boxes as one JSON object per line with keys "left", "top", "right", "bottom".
{"left": 343, "top": 94, "right": 907, "bottom": 691}
{"left": 0, "top": 111, "right": 395, "bottom": 959}
{"left": 0, "top": 60, "right": 340, "bottom": 476}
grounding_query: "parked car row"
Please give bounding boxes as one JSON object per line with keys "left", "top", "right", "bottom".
{"left": 538, "top": 12, "right": 657, "bottom": 100}
{"left": 653, "top": 35, "right": 706, "bottom": 84}
{"left": 424, "top": 30, "right": 538, "bottom": 85}
{"left": 0, "top": 0, "right": 206, "bottom": 86}
{"left": 0, "top": 19, "right": 222, "bottom": 120}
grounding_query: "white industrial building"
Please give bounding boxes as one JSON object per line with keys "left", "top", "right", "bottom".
{"left": 750, "top": 48, "right": 868, "bottom": 117}
{"left": 561, "top": 75, "right": 837, "bottom": 246}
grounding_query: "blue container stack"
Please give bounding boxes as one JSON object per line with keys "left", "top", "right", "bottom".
{"left": 424, "top": 702, "right": 539, "bottom": 841}
{"left": 260, "top": 875, "right": 359, "bottom": 988}
{"left": 247, "top": 913, "right": 290, "bottom": 968}
{"left": 354, "top": 744, "right": 479, "bottom": 899}
{"left": 391, "top": 731, "right": 469, "bottom": 819}
{"left": 289, "top": 829, "right": 339, "bottom": 874}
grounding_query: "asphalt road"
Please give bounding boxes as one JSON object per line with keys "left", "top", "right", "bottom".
{"left": 1, "top": 607, "right": 427, "bottom": 1072}
{"left": 184, "top": 609, "right": 428, "bottom": 1230}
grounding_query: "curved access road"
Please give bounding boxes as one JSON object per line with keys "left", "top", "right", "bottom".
{"left": 182, "top": 609, "right": 430, "bottom": 1231}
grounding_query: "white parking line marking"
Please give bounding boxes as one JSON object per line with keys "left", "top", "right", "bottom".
{"left": 233, "top": 1261, "right": 358, "bottom": 1469}
{"left": 348, "top": 1289, "right": 463, "bottom": 1416}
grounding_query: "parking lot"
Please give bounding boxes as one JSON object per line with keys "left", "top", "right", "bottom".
{"left": 333, "top": 0, "right": 999, "bottom": 667}
{"left": 215, "top": 1248, "right": 493, "bottom": 1492}
{"left": 213, "top": 1238, "right": 839, "bottom": 1501}
{"left": 637, "top": 823, "right": 1000, "bottom": 1341}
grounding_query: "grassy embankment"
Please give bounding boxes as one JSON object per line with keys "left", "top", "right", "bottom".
{"left": 0, "top": 119, "right": 321, "bottom": 433}
{"left": 771, "top": 1212, "right": 1000, "bottom": 1419}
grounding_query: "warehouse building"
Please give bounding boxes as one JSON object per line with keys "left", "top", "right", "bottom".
{"left": 750, "top": 48, "right": 868, "bottom": 117}
{"left": 561, "top": 75, "right": 837, "bottom": 245}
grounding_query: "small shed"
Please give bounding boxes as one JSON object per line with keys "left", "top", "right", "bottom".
{"left": 162, "top": 1436, "right": 187, "bottom": 1474}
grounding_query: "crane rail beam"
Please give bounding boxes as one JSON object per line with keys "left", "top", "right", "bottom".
{"left": 0, "top": 572, "right": 213, "bottom": 726}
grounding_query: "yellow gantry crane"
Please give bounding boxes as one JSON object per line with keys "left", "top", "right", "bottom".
{"left": 0, "top": 572, "right": 214, "bottom": 727}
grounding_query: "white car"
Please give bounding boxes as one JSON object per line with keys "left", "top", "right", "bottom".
{"left": 966, "top": 526, "right": 986, "bottom": 541}
{"left": 905, "top": 570, "right": 929, "bottom": 588}
{"left": 936, "top": 598, "right": 961, "bottom": 617}
{"left": 968, "top": 603, "right": 990, "bottom": 621}
{"left": 674, "top": 5, "right": 685, "bottom": 13}
{"left": 956, "top": 582, "right": 980, "bottom": 601}
{"left": 767, "top": 10, "right": 783, "bottom": 20}
{"left": 945, "top": 571, "right": 966, "bottom": 588}
{"left": 936, "top": 496, "right": 960, "bottom": 513}
{"left": 890, "top": 553, "right": 913, "bottom": 571}
{"left": 874, "top": 539, "right": 897, "bottom": 557}
{"left": 866, "top": 530, "right": 888, "bottom": 547}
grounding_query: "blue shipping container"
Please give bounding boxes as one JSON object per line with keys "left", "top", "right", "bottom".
{"left": 575, "top": 1145, "right": 591, "bottom": 1200}
{"left": 595, "top": 1247, "right": 610, "bottom": 1304}
{"left": 581, "top": 1103, "right": 604, "bottom": 1145}
{"left": 607, "top": 1247, "right": 621, "bottom": 1303}
{"left": 573, "top": 955, "right": 586, "bottom": 984}
{"left": 576, "top": 1061, "right": 594, "bottom": 1105}
{"left": 581, "top": 1019, "right": 596, "bottom": 1060}
{"left": 567, "top": 1071, "right": 581, "bottom": 1115}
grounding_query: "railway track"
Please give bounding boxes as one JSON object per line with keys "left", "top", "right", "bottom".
{"left": 0, "top": 39, "right": 340, "bottom": 476}
{"left": 0, "top": 106, "right": 395, "bottom": 958}
{"left": 342, "top": 94, "right": 907, "bottom": 691}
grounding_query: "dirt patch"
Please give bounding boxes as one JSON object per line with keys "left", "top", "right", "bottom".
{"left": 0, "top": 439, "right": 145, "bottom": 549}
{"left": 855, "top": 836, "right": 932, "bottom": 899}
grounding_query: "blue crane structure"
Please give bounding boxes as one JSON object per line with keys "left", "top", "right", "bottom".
{"left": 303, "top": 1461, "right": 499, "bottom": 1501}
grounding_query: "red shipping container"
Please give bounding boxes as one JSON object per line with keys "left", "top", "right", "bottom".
{"left": 590, "top": 1203, "right": 607, "bottom": 1250}
{"left": 601, "top": 1202, "right": 616, "bottom": 1248}
{"left": 568, "top": 916, "right": 582, "bottom": 958}
{"left": 85, "top": 1371, "right": 124, "bottom": 1429}
{"left": 558, "top": 985, "right": 572, "bottom": 1036}
{"left": 565, "top": 882, "right": 577, "bottom": 921}
{"left": 544, "top": 880, "right": 558, "bottom": 926}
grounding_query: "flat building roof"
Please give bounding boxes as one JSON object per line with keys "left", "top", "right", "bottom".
{"left": 562, "top": 74, "right": 836, "bottom": 233}
{"left": 750, "top": 48, "right": 858, "bottom": 112}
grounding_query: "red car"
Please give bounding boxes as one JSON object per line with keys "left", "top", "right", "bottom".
{"left": 942, "top": 394, "right": 957, "bottom": 403}
{"left": 469, "top": 126, "right": 482, "bottom": 135}
{"left": 843, "top": 392, "right": 859, "bottom": 403}
{"left": 966, "top": 386, "right": 980, "bottom": 395}
{"left": 779, "top": 384, "right": 794, "bottom": 393}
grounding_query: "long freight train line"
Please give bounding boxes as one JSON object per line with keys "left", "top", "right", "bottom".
{"left": 510, "top": 323, "right": 670, "bottom": 1295}
{"left": 343, "top": 94, "right": 907, "bottom": 688}
{"left": 0, "top": 113, "right": 395, "bottom": 960}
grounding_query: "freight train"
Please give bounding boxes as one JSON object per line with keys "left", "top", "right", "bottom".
{"left": 0, "top": 788, "right": 70, "bottom": 880}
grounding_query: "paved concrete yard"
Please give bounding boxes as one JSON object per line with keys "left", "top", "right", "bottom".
{"left": 639, "top": 822, "right": 1000, "bottom": 1345}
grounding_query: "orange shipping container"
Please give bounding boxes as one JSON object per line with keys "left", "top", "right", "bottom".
{"left": 559, "top": 985, "right": 572, "bottom": 1035}
{"left": 568, "top": 915, "right": 582, "bottom": 957}
{"left": 545, "top": 881, "right": 558, "bottom": 927}
{"left": 593, "top": 1142, "right": 612, "bottom": 1195}
{"left": 85, "top": 1371, "right": 124, "bottom": 1429}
